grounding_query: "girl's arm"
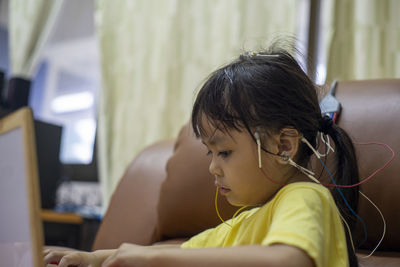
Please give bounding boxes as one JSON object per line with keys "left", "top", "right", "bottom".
{"left": 102, "top": 243, "right": 315, "bottom": 267}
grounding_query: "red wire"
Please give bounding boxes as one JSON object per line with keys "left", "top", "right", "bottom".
{"left": 260, "top": 168, "right": 286, "bottom": 186}
{"left": 332, "top": 112, "right": 338, "bottom": 123}
{"left": 260, "top": 141, "right": 395, "bottom": 188}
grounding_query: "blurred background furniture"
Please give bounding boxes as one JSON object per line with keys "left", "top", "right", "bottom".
{"left": 92, "top": 79, "right": 400, "bottom": 267}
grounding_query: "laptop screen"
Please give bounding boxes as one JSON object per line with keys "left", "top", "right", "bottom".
{"left": 0, "top": 108, "right": 44, "bottom": 267}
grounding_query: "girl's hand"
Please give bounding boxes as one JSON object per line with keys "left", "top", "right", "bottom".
{"left": 44, "top": 249, "right": 94, "bottom": 267}
{"left": 44, "top": 248, "right": 112, "bottom": 267}
{"left": 101, "top": 243, "right": 152, "bottom": 267}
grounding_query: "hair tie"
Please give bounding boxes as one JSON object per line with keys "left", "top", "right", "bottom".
{"left": 319, "top": 115, "right": 334, "bottom": 134}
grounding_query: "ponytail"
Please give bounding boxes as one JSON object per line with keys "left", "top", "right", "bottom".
{"left": 325, "top": 123, "right": 359, "bottom": 267}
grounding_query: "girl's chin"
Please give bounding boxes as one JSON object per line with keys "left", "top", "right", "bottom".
{"left": 226, "top": 196, "right": 264, "bottom": 207}
{"left": 226, "top": 197, "right": 247, "bottom": 207}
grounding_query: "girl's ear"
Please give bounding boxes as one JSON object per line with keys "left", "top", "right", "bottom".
{"left": 276, "top": 128, "right": 300, "bottom": 164}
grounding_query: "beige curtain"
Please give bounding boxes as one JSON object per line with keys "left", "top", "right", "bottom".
{"left": 95, "top": 0, "right": 300, "bottom": 208}
{"left": 325, "top": 0, "right": 400, "bottom": 83}
{"left": 9, "top": 0, "right": 63, "bottom": 77}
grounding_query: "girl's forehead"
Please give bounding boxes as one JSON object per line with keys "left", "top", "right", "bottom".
{"left": 198, "top": 123, "right": 226, "bottom": 143}
{"left": 199, "top": 119, "right": 251, "bottom": 146}
{"left": 198, "top": 116, "right": 230, "bottom": 139}
{"left": 201, "top": 132, "right": 229, "bottom": 146}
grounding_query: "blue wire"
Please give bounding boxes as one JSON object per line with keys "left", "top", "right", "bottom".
{"left": 318, "top": 157, "right": 367, "bottom": 247}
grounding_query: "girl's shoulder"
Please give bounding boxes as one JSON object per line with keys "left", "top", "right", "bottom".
{"left": 238, "top": 183, "right": 333, "bottom": 225}
{"left": 265, "top": 182, "right": 334, "bottom": 211}
{"left": 277, "top": 181, "right": 331, "bottom": 198}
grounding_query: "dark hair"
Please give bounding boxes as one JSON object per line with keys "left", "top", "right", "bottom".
{"left": 191, "top": 47, "right": 359, "bottom": 266}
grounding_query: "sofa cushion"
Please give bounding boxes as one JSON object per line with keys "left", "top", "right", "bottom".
{"left": 357, "top": 251, "right": 400, "bottom": 267}
{"left": 157, "top": 124, "right": 237, "bottom": 239}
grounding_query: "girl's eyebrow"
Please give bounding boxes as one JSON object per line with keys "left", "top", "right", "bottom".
{"left": 202, "top": 135, "right": 226, "bottom": 146}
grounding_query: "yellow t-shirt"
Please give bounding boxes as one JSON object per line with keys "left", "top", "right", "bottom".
{"left": 181, "top": 182, "right": 349, "bottom": 267}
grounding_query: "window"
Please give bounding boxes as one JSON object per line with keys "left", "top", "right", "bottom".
{"left": 32, "top": 37, "right": 100, "bottom": 164}
{"left": 29, "top": 0, "right": 100, "bottom": 166}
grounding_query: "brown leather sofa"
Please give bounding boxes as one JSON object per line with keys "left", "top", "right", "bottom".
{"left": 92, "top": 79, "right": 400, "bottom": 266}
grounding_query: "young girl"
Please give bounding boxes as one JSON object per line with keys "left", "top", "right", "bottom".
{"left": 44, "top": 47, "right": 359, "bottom": 267}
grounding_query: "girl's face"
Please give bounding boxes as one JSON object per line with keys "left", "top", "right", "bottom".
{"left": 201, "top": 121, "right": 285, "bottom": 207}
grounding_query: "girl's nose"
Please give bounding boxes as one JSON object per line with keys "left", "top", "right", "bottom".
{"left": 209, "top": 158, "right": 223, "bottom": 177}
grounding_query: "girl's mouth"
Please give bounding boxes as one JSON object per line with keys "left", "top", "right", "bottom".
{"left": 215, "top": 181, "right": 231, "bottom": 195}
{"left": 218, "top": 187, "right": 231, "bottom": 195}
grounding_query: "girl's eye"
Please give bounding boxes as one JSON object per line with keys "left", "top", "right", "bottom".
{"left": 206, "top": 150, "right": 232, "bottom": 158}
{"left": 218, "top": 151, "right": 232, "bottom": 158}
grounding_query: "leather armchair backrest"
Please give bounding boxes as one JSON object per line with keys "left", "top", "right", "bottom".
{"left": 334, "top": 79, "right": 400, "bottom": 251}
{"left": 92, "top": 139, "right": 174, "bottom": 250}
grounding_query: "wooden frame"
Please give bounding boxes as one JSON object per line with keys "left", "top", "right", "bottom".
{"left": 0, "top": 107, "right": 44, "bottom": 267}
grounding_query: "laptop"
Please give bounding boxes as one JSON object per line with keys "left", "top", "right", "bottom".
{"left": 0, "top": 107, "right": 44, "bottom": 267}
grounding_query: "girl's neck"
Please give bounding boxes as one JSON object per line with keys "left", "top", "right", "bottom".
{"left": 285, "top": 169, "right": 311, "bottom": 184}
